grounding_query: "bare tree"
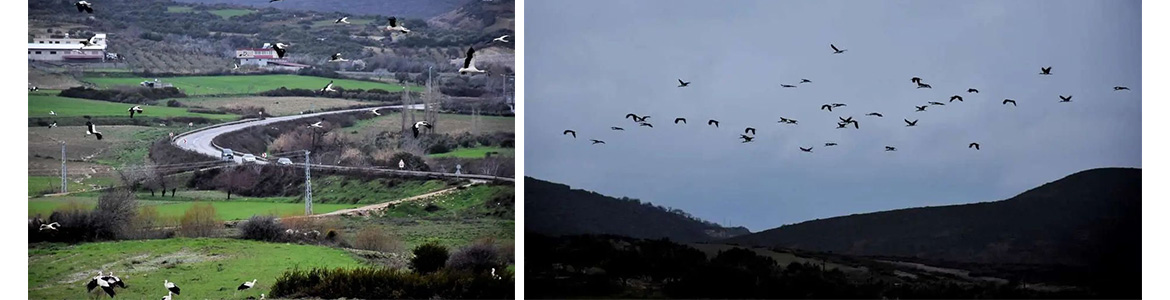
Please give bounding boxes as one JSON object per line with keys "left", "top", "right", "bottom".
{"left": 214, "top": 166, "right": 259, "bottom": 200}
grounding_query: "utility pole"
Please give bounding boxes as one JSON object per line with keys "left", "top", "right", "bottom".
{"left": 60, "top": 142, "right": 67, "bottom": 193}
{"left": 304, "top": 150, "right": 312, "bottom": 215}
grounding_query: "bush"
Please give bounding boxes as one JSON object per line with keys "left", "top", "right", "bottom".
{"left": 178, "top": 203, "right": 220, "bottom": 238}
{"left": 447, "top": 241, "right": 505, "bottom": 273}
{"left": 353, "top": 227, "right": 403, "bottom": 253}
{"left": 410, "top": 241, "right": 450, "bottom": 274}
{"left": 384, "top": 152, "right": 430, "bottom": 171}
{"left": 239, "top": 215, "right": 286, "bottom": 242}
{"left": 166, "top": 99, "right": 183, "bottom": 107}
{"left": 59, "top": 86, "right": 186, "bottom": 104}
{"left": 30, "top": 189, "right": 138, "bottom": 243}
{"left": 270, "top": 267, "right": 512, "bottom": 299}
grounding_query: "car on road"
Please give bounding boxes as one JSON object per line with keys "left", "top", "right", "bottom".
{"left": 242, "top": 153, "right": 256, "bottom": 163}
{"left": 277, "top": 158, "right": 293, "bottom": 165}
{"left": 221, "top": 148, "right": 234, "bottom": 161}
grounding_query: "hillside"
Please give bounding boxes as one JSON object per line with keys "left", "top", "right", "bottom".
{"left": 427, "top": 0, "right": 515, "bottom": 33}
{"left": 723, "top": 167, "right": 1140, "bottom": 289}
{"left": 170, "top": 0, "right": 467, "bottom": 18}
{"left": 525, "top": 177, "right": 750, "bottom": 242}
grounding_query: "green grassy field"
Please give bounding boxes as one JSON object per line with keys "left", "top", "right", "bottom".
{"left": 28, "top": 194, "right": 361, "bottom": 220}
{"left": 27, "top": 176, "right": 116, "bottom": 197}
{"left": 28, "top": 238, "right": 362, "bottom": 299}
{"left": 28, "top": 94, "right": 238, "bottom": 120}
{"left": 428, "top": 146, "right": 514, "bottom": 158}
{"left": 85, "top": 75, "right": 423, "bottom": 96}
{"left": 311, "top": 177, "right": 448, "bottom": 204}
{"left": 174, "top": 96, "right": 370, "bottom": 116}
{"left": 382, "top": 184, "right": 512, "bottom": 218}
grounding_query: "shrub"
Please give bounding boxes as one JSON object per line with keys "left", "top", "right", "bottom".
{"left": 270, "top": 267, "right": 512, "bottom": 299}
{"left": 31, "top": 189, "right": 138, "bottom": 243}
{"left": 178, "top": 203, "right": 220, "bottom": 238}
{"left": 239, "top": 215, "right": 285, "bottom": 242}
{"left": 166, "top": 99, "right": 183, "bottom": 107}
{"left": 410, "top": 241, "right": 450, "bottom": 274}
{"left": 353, "top": 227, "right": 404, "bottom": 253}
{"left": 385, "top": 152, "right": 430, "bottom": 171}
{"left": 447, "top": 241, "right": 505, "bottom": 273}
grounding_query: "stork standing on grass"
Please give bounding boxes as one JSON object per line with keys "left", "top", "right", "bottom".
{"left": 164, "top": 279, "right": 180, "bottom": 295}
{"left": 238, "top": 279, "right": 257, "bottom": 291}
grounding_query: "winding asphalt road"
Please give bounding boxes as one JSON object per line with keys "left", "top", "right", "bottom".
{"left": 171, "top": 104, "right": 515, "bottom": 182}
{"left": 174, "top": 104, "right": 423, "bottom": 164}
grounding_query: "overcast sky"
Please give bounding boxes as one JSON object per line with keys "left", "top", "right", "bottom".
{"left": 524, "top": 0, "right": 1141, "bottom": 231}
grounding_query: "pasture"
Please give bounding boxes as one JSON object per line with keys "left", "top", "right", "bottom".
{"left": 347, "top": 112, "right": 514, "bottom": 140}
{"left": 85, "top": 75, "right": 423, "bottom": 96}
{"left": 27, "top": 176, "right": 116, "bottom": 197}
{"left": 28, "top": 94, "right": 238, "bottom": 120}
{"left": 28, "top": 238, "right": 362, "bottom": 299}
{"left": 174, "top": 96, "right": 371, "bottom": 116}
{"left": 428, "top": 146, "right": 514, "bottom": 158}
{"left": 28, "top": 193, "right": 361, "bottom": 220}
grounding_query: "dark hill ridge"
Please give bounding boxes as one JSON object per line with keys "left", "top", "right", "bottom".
{"left": 724, "top": 167, "right": 1140, "bottom": 268}
{"left": 171, "top": 0, "right": 468, "bottom": 19}
{"left": 525, "top": 177, "right": 751, "bottom": 242}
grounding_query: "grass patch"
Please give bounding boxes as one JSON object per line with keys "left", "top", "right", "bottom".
{"left": 164, "top": 6, "right": 193, "bottom": 13}
{"left": 427, "top": 146, "right": 514, "bottom": 158}
{"left": 174, "top": 96, "right": 370, "bottom": 116}
{"left": 28, "top": 238, "right": 362, "bottom": 299}
{"left": 28, "top": 94, "right": 238, "bottom": 120}
{"left": 27, "top": 176, "right": 116, "bottom": 197}
{"left": 312, "top": 177, "right": 449, "bottom": 204}
{"left": 382, "top": 184, "right": 511, "bottom": 219}
{"left": 27, "top": 193, "right": 361, "bottom": 220}
{"left": 85, "top": 74, "right": 422, "bottom": 96}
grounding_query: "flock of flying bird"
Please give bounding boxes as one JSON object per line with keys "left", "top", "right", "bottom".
{"left": 562, "top": 44, "right": 1131, "bottom": 153}
{"left": 42, "top": 1, "right": 510, "bottom": 299}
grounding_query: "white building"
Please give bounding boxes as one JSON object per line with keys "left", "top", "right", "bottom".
{"left": 235, "top": 48, "right": 310, "bottom": 71}
{"left": 28, "top": 33, "right": 107, "bottom": 61}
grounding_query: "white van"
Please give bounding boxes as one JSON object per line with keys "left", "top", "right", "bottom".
{"left": 277, "top": 158, "right": 293, "bottom": 165}
{"left": 242, "top": 153, "right": 256, "bottom": 163}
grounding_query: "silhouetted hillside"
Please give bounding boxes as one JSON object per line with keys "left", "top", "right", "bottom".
{"left": 525, "top": 177, "right": 750, "bottom": 242}
{"left": 725, "top": 167, "right": 1140, "bottom": 295}
{"left": 427, "top": 0, "right": 515, "bottom": 33}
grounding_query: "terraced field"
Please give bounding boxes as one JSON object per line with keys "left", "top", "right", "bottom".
{"left": 174, "top": 96, "right": 370, "bottom": 116}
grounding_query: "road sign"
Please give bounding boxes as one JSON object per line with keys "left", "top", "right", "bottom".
{"left": 398, "top": 159, "right": 405, "bottom": 169}
{"left": 455, "top": 164, "right": 462, "bottom": 175}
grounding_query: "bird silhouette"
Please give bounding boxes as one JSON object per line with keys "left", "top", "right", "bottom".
{"left": 885, "top": 146, "right": 897, "bottom": 151}
{"left": 839, "top": 116, "right": 854, "bottom": 123}
{"left": 800, "top": 147, "right": 813, "bottom": 152}
{"left": 1114, "top": 86, "right": 1130, "bottom": 91}
{"left": 836, "top": 122, "right": 849, "bottom": 129}
{"left": 1059, "top": 95, "right": 1072, "bottom": 102}
{"left": 745, "top": 127, "right": 756, "bottom": 135}
{"left": 800, "top": 79, "right": 812, "bottom": 83}
{"left": 917, "top": 83, "right": 932, "bottom": 89}
{"left": 781, "top": 84, "right": 797, "bottom": 88}
{"left": 915, "top": 105, "right": 928, "bottom": 112}
{"left": 825, "top": 142, "right": 837, "bottom": 147}
{"left": 866, "top": 112, "right": 883, "bottom": 117}
{"left": 950, "top": 95, "right": 963, "bottom": 102}
{"left": 1040, "top": 66, "right": 1052, "bottom": 75}
{"left": 677, "top": 79, "right": 690, "bottom": 87}
{"left": 611, "top": 127, "right": 624, "bottom": 130}
{"left": 739, "top": 135, "right": 755, "bottom": 143}
{"left": 708, "top": 120, "right": 719, "bottom": 127}
{"left": 904, "top": 119, "right": 918, "bottom": 126}
{"left": 911, "top": 77, "right": 923, "bottom": 84}
{"left": 968, "top": 88, "right": 979, "bottom": 93}
{"left": 674, "top": 118, "right": 687, "bottom": 124}
{"left": 928, "top": 101, "right": 945, "bottom": 106}
{"left": 831, "top": 44, "right": 846, "bottom": 54}
{"left": 591, "top": 139, "right": 605, "bottom": 144}
{"left": 969, "top": 142, "right": 981, "bottom": 150}
{"left": 563, "top": 130, "right": 576, "bottom": 138}
{"left": 640, "top": 123, "right": 653, "bottom": 128}
{"left": 821, "top": 104, "right": 833, "bottom": 112}
{"left": 1003, "top": 99, "right": 1017, "bottom": 106}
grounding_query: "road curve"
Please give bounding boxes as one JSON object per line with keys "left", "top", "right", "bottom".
{"left": 174, "top": 104, "right": 421, "bottom": 164}
{"left": 171, "top": 104, "right": 515, "bottom": 182}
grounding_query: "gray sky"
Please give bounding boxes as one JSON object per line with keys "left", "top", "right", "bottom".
{"left": 524, "top": 0, "right": 1142, "bottom": 231}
